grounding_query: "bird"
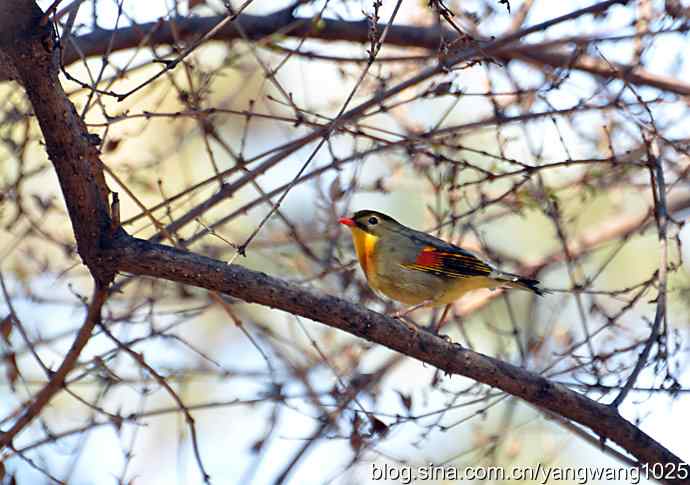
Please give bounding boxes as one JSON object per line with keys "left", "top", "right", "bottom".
{"left": 339, "top": 209, "right": 546, "bottom": 330}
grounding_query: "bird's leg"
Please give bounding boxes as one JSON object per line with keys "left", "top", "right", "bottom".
{"left": 429, "top": 304, "right": 452, "bottom": 334}
{"left": 392, "top": 299, "right": 434, "bottom": 319}
{"left": 391, "top": 300, "right": 436, "bottom": 337}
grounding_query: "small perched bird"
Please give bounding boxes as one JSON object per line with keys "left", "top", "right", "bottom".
{"left": 339, "top": 210, "right": 546, "bottom": 327}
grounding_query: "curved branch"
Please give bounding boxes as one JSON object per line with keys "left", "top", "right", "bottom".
{"left": 110, "top": 234, "right": 686, "bottom": 482}
{"left": 2, "top": 2, "right": 689, "bottom": 95}
{"left": 0, "top": 1, "right": 114, "bottom": 285}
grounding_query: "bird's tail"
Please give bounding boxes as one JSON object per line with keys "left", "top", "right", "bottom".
{"left": 496, "top": 272, "right": 549, "bottom": 296}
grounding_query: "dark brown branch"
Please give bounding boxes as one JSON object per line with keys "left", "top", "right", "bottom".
{"left": 0, "top": 0, "right": 115, "bottom": 285}
{"left": 3, "top": 2, "right": 690, "bottom": 95}
{"left": 109, "top": 234, "right": 686, "bottom": 482}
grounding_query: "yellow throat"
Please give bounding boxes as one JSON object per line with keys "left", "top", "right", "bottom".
{"left": 349, "top": 226, "right": 379, "bottom": 280}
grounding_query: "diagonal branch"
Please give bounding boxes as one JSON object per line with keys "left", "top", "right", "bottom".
{"left": 109, "top": 233, "right": 686, "bottom": 482}
{"left": 0, "top": 285, "right": 108, "bottom": 450}
{"left": 3, "top": 1, "right": 690, "bottom": 95}
{"left": 0, "top": 1, "right": 115, "bottom": 285}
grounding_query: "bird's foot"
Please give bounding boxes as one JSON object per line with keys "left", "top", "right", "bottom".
{"left": 392, "top": 313, "right": 421, "bottom": 334}
{"left": 438, "top": 333, "right": 453, "bottom": 344}
{"left": 424, "top": 323, "right": 452, "bottom": 342}
{"left": 405, "top": 321, "right": 422, "bottom": 336}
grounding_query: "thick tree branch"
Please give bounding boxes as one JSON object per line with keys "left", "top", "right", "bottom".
{"left": 2, "top": 3, "right": 689, "bottom": 95}
{"left": 0, "top": 0, "right": 114, "bottom": 285}
{"left": 109, "top": 233, "right": 686, "bottom": 482}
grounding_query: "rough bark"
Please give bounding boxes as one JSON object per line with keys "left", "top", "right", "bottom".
{"left": 0, "top": 0, "right": 114, "bottom": 286}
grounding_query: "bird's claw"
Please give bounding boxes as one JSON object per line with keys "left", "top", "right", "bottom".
{"left": 438, "top": 333, "right": 453, "bottom": 343}
{"left": 403, "top": 320, "right": 420, "bottom": 335}
{"left": 391, "top": 314, "right": 420, "bottom": 335}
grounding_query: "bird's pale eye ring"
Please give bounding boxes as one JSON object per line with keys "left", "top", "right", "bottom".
{"left": 368, "top": 216, "right": 378, "bottom": 225}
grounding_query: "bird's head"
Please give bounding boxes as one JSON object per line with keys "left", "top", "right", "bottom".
{"left": 338, "top": 210, "right": 400, "bottom": 238}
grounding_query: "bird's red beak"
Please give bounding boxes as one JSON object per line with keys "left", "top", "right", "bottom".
{"left": 339, "top": 216, "right": 355, "bottom": 227}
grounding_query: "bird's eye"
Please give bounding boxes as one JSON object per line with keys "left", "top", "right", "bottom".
{"left": 368, "top": 216, "right": 378, "bottom": 225}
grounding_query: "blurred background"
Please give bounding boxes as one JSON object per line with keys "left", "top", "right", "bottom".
{"left": 1, "top": 0, "right": 690, "bottom": 483}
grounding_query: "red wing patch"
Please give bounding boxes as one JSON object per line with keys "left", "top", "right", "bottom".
{"left": 415, "top": 246, "right": 443, "bottom": 267}
{"left": 404, "top": 246, "right": 491, "bottom": 278}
